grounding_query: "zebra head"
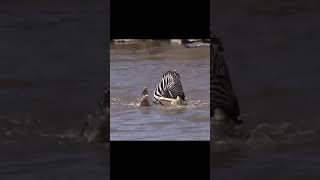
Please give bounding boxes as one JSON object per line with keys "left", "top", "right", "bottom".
{"left": 153, "top": 69, "right": 186, "bottom": 103}
{"left": 164, "top": 69, "right": 180, "bottom": 82}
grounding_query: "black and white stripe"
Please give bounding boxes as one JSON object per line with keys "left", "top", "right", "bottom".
{"left": 211, "top": 31, "right": 242, "bottom": 124}
{"left": 153, "top": 70, "right": 185, "bottom": 104}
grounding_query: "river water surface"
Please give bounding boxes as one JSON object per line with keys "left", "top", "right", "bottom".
{"left": 0, "top": 2, "right": 109, "bottom": 179}
{"left": 110, "top": 41, "right": 210, "bottom": 140}
{"left": 212, "top": 0, "right": 320, "bottom": 179}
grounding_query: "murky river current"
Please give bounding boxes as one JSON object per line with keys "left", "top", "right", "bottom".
{"left": 110, "top": 41, "right": 210, "bottom": 140}
{"left": 212, "top": 0, "right": 320, "bottom": 179}
{"left": 0, "top": 2, "right": 109, "bottom": 179}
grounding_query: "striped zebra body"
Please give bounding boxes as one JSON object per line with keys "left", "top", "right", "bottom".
{"left": 153, "top": 70, "right": 185, "bottom": 104}
{"left": 211, "top": 32, "right": 242, "bottom": 124}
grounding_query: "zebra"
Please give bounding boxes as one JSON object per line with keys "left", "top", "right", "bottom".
{"left": 211, "top": 31, "right": 242, "bottom": 125}
{"left": 153, "top": 70, "right": 186, "bottom": 105}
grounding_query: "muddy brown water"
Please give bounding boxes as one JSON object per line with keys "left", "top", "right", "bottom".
{"left": 110, "top": 41, "right": 210, "bottom": 140}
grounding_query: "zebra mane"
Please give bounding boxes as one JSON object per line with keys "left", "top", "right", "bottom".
{"left": 161, "top": 70, "right": 180, "bottom": 79}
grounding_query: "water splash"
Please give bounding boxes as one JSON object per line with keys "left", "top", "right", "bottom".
{"left": 112, "top": 96, "right": 208, "bottom": 109}
{"left": 213, "top": 119, "right": 320, "bottom": 150}
{"left": 0, "top": 110, "right": 108, "bottom": 145}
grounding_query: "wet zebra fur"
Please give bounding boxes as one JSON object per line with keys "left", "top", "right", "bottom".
{"left": 211, "top": 32, "right": 242, "bottom": 124}
{"left": 153, "top": 70, "right": 185, "bottom": 105}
